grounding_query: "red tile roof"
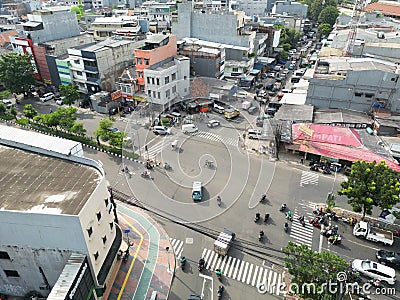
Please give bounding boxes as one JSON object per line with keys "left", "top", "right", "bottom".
{"left": 364, "top": 2, "right": 400, "bottom": 17}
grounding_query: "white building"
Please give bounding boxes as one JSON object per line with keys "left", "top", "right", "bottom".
{"left": 144, "top": 55, "right": 190, "bottom": 107}
{"left": 272, "top": 0, "right": 308, "bottom": 18}
{"left": 92, "top": 16, "right": 141, "bottom": 41}
{"left": 0, "top": 125, "right": 120, "bottom": 298}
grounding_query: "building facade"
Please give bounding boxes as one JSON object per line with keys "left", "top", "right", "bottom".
{"left": 144, "top": 55, "right": 190, "bottom": 107}
{"left": 134, "top": 34, "right": 177, "bottom": 91}
{"left": 92, "top": 16, "right": 141, "bottom": 41}
{"left": 272, "top": 0, "right": 308, "bottom": 18}
{"left": 0, "top": 125, "right": 120, "bottom": 298}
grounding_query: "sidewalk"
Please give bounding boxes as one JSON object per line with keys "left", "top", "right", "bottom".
{"left": 105, "top": 203, "right": 175, "bottom": 300}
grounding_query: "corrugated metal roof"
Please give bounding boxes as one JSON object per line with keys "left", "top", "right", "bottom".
{"left": 0, "top": 125, "right": 81, "bottom": 156}
{"left": 47, "top": 253, "right": 87, "bottom": 300}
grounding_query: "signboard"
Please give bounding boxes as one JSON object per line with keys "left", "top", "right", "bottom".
{"left": 123, "top": 229, "right": 131, "bottom": 234}
{"left": 298, "top": 124, "right": 313, "bottom": 137}
{"left": 111, "top": 90, "right": 122, "bottom": 101}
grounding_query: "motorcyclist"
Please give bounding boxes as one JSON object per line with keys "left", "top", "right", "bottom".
{"left": 199, "top": 258, "right": 205, "bottom": 267}
{"left": 280, "top": 203, "right": 287, "bottom": 211}
{"left": 298, "top": 215, "right": 305, "bottom": 222}
{"left": 284, "top": 221, "right": 289, "bottom": 232}
{"left": 259, "top": 230, "right": 264, "bottom": 237}
{"left": 180, "top": 256, "right": 186, "bottom": 264}
{"left": 216, "top": 269, "right": 222, "bottom": 277}
{"left": 255, "top": 212, "right": 261, "bottom": 221}
{"left": 217, "top": 196, "right": 221, "bottom": 206}
{"left": 260, "top": 194, "right": 266, "bottom": 202}
{"left": 264, "top": 213, "right": 270, "bottom": 222}
{"left": 286, "top": 211, "right": 293, "bottom": 220}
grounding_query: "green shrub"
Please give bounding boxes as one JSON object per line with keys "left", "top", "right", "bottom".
{"left": 16, "top": 118, "right": 29, "bottom": 126}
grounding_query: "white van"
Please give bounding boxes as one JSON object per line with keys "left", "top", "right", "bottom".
{"left": 213, "top": 104, "right": 225, "bottom": 114}
{"left": 182, "top": 123, "right": 198, "bottom": 134}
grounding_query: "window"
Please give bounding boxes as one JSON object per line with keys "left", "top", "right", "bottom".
{"left": 74, "top": 59, "right": 80, "bottom": 64}
{"left": 96, "top": 212, "right": 102, "bottom": 221}
{"left": 233, "top": 68, "right": 238, "bottom": 72}
{"left": 148, "top": 90, "right": 151, "bottom": 96}
{"left": 0, "top": 251, "right": 10, "bottom": 259}
{"left": 77, "top": 71, "right": 83, "bottom": 76}
{"left": 94, "top": 251, "right": 99, "bottom": 261}
{"left": 165, "top": 76, "right": 170, "bottom": 84}
{"left": 109, "top": 222, "right": 114, "bottom": 230}
{"left": 147, "top": 77, "right": 150, "bottom": 84}
{"left": 184, "top": 76, "right": 187, "bottom": 80}
{"left": 152, "top": 78, "right": 155, "bottom": 85}
{"left": 166, "top": 90, "right": 170, "bottom": 98}
{"left": 144, "top": 59, "right": 149, "bottom": 65}
{"left": 87, "top": 227, "right": 93, "bottom": 237}
{"left": 158, "top": 92, "right": 161, "bottom": 99}
{"left": 4, "top": 270, "right": 19, "bottom": 277}
{"left": 137, "top": 58, "right": 142, "bottom": 65}
{"left": 355, "top": 92, "right": 362, "bottom": 97}
{"left": 104, "top": 198, "right": 109, "bottom": 207}
{"left": 138, "top": 71, "right": 143, "bottom": 78}
{"left": 172, "top": 86, "right": 176, "bottom": 93}
{"left": 156, "top": 78, "right": 160, "bottom": 85}
{"left": 172, "top": 73, "right": 176, "bottom": 80}
{"left": 102, "top": 235, "right": 107, "bottom": 244}
{"left": 365, "top": 93, "right": 374, "bottom": 98}
{"left": 153, "top": 91, "right": 156, "bottom": 98}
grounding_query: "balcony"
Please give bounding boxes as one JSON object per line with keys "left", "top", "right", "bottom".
{"left": 84, "top": 65, "right": 99, "bottom": 73}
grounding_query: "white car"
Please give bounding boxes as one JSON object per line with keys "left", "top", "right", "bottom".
{"left": 40, "top": 92, "right": 55, "bottom": 102}
{"left": 207, "top": 120, "right": 220, "bottom": 128}
{"left": 234, "top": 91, "right": 249, "bottom": 99}
{"left": 352, "top": 259, "right": 396, "bottom": 285}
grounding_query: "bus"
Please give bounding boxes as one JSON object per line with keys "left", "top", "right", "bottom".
{"left": 192, "top": 181, "right": 202, "bottom": 201}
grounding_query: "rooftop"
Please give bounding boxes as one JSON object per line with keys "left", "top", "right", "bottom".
{"left": 92, "top": 16, "right": 138, "bottom": 25}
{"left": 313, "top": 108, "right": 372, "bottom": 124}
{"left": 0, "top": 146, "right": 101, "bottom": 215}
{"left": 274, "top": 104, "right": 314, "bottom": 123}
{"left": 317, "top": 57, "right": 398, "bottom": 73}
{"left": 364, "top": 1, "right": 400, "bottom": 17}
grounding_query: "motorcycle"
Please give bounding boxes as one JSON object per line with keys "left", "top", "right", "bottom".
{"left": 198, "top": 258, "right": 205, "bottom": 271}
{"left": 264, "top": 213, "right": 270, "bottom": 223}
{"left": 180, "top": 257, "right": 186, "bottom": 270}
{"left": 285, "top": 212, "right": 293, "bottom": 222}
{"left": 258, "top": 230, "right": 264, "bottom": 241}
{"left": 260, "top": 194, "right": 266, "bottom": 203}
{"left": 284, "top": 222, "right": 289, "bottom": 232}
{"left": 280, "top": 203, "right": 287, "bottom": 212}
{"left": 216, "top": 269, "right": 222, "bottom": 281}
{"left": 328, "top": 235, "right": 343, "bottom": 245}
{"left": 141, "top": 170, "right": 151, "bottom": 178}
{"left": 310, "top": 164, "right": 319, "bottom": 172}
{"left": 327, "top": 212, "right": 338, "bottom": 221}
{"left": 254, "top": 213, "right": 261, "bottom": 222}
{"left": 122, "top": 251, "right": 129, "bottom": 263}
{"left": 323, "top": 168, "right": 331, "bottom": 175}
{"left": 163, "top": 162, "right": 172, "bottom": 170}
{"left": 310, "top": 217, "right": 321, "bottom": 228}
{"left": 217, "top": 286, "right": 224, "bottom": 299}
{"left": 217, "top": 196, "right": 221, "bottom": 206}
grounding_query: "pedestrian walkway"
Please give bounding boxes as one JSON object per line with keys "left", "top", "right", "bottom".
{"left": 190, "top": 131, "right": 237, "bottom": 147}
{"left": 289, "top": 209, "right": 315, "bottom": 248}
{"left": 170, "top": 238, "right": 184, "bottom": 260}
{"left": 201, "top": 248, "right": 283, "bottom": 295}
{"left": 141, "top": 139, "right": 171, "bottom": 160}
{"left": 299, "top": 170, "right": 319, "bottom": 187}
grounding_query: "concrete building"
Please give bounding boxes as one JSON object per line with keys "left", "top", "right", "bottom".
{"left": 172, "top": 2, "right": 256, "bottom": 51}
{"left": 116, "top": 66, "right": 137, "bottom": 102}
{"left": 92, "top": 16, "right": 141, "bottom": 41}
{"left": 272, "top": 0, "right": 308, "bottom": 18}
{"left": 306, "top": 57, "right": 400, "bottom": 113}
{"left": 10, "top": 8, "right": 81, "bottom": 82}
{"left": 0, "top": 125, "right": 120, "bottom": 298}
{"left": 144, "top": 55, "right": 190, "bottom": 107}
{"left": 68, "top": 37, "right": 139, "bottom": 93}
{"left": 134, "top": 34, "right": 177, "bottom": 91}
{"left": 233, "top": 0, "right": 268, "bottom": 17}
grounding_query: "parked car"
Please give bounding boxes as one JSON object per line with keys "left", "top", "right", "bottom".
{"left": 2, "top": 99, "right": 12, "bottom": 108}
{"left": 288, "top": 64, "right": 295, "bottom": 70}
{"left": 207, "top": 119, "right": 221, "bottom": 128}
{"left": 376, "top": 250, "right": 400, "bottom": 268}
{"left": 40, "top": 92, "right": 55, "bottom": 102}
{"left": 55, "top": 96, "right": 65, "bottom": 105}
{"left": 267, "top": 73, "right": 276, "bottom": 78}
{"left": 352, "top": 259, "right": 396, "bottom": 285}
{"left": 247, "top": 106, "right": 257, "bottom": 114}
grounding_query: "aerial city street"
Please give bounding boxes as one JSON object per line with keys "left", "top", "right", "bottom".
{"left": 0, "top": 0, "right": 400, "bottom": 299}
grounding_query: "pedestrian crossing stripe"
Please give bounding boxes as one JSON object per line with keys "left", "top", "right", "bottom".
{"left": 140, "top": 140, "right": 171, "bottom": 159}
{"left": 299, "top": 200, "right": 317, "bottom": 210}
{"left": 200, "top": 248, "right": 283, "bottom": 294}
{"left": 300, "top": 171, "right": 319, "bottom": 187}
{"left": 289, "top": 210, "right": 315, "bottom": 248}
{"left": 190, "top": 131, "right": 237, "bottom": 147}
{"left": 170, "top": 238, "right": 184, "bottom": 259}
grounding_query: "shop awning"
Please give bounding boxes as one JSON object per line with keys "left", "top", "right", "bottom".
{"left": 250, "top": 69, "right": 261, "bottom": 75}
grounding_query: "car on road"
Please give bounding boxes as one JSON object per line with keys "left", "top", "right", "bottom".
{"left": 108, "top": 127, "right": 120, "bottom": 133}
{"left": 153, "top": 126, "right": 170, "bottom": 135}
{"left": 352, "top": 259, "right": 396, "bottom": 285}
{"left": 376, "top": 250, "right": 400, "bottom": 268}
{"left": 248, "top": 129, "right": 262, "bottom": 139}
{"left": 55, "top": 96, "right": 65, "bottom": 105}
{"left": 267, "top": 72, "right": 276, "bottom": 78}
{"left": 234, "top": 91, "right": 249, "bottom": 99}
{"left": 288, "top": 64, "right": 295, "bottom": 70}
{"left": 40, "top": 92, "right": 55, "bottom": 102}
{"left": 207, "top": 119, "right": 220, "bottom": 128}
{"left": 2, "top": 99, "right": 12, "bottom": 108}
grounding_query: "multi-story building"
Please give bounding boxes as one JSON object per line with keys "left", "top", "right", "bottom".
{"left": 272, "top": 0, "right": 308, "bottom": 18}
{"left": 91, "top": 16, "right": 141, "bottom": 41}
{"left": 116, "top": 66, "right": 137, "bottom": 102}
{"left": 134, "top": 34, "right": 177, "bottom": 91}
{"left": 172, "top": 2, "right": 256, "bottom": 52}
{"left": 234, "top": 0, "right": 268, "bottom": 17}
{"left": 10, "top": 8, "right": 82, "bottom": 82}
{"left": 306, "top": 57, "right": 400, "bottom": 113}
{"left": 0, "top": 125, "right": 120, "bottom": 298}
{"left": 67, "top": 37, "right": 139, "bottom": 93}
{"left": 144, "top": 55, "right": 190, "bottom": 107}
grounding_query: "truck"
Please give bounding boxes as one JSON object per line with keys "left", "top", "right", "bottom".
{"left": 192, "top": 181, "right": 202, "bottom": 201}
{"left": 353, "top": 221, "right": 394, "bottom": 246}
{"left": 224, "top": 108, "right": 240, "bottom": 120}
{"left": 242, "top": 101, "right": 251, "bottom": 110}
{"left": 213, "top": 229, "right": 235, "bottom": 256}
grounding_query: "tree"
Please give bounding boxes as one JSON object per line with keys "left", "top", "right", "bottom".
{"left": 59, "top": 84, "right": 79, "bottom": 106}
{"left": 283, "top": 242, "right": 347, "bottom": 299}
{"left": 309, "top": 0, "right": 324, "bottom": 21}
{"left": 95, "top": 118, "right": 126, "bottom": 148}
{"left": 338, "top": 160, "right": 400, "bottom": 219}
{"left": 95, "top": 118, "right": 114, "bottom": 140}
{"left": 53, "top": 107, "right": 78, "bottom": 131}
{"left": 70, "top": 122, "right": 86, "bottom": 136}
{"left": 0, "top": 103, "right": 6, "bottom": 115}
{"left": 10, "top": 105, "right": 17, "bottom": 119}
{"left": 318, "top": 23, "right": 333, "bottom": 37}
{"left": 282, "top": 43, "right": 291, "bottom": 51}
{"left": 23, "top": 104, "right": 38, "bottom": 120}
{"left": 318, "top": 6, "right": 339, "bottom": 27}
{"left": 0, "top": 53, "right": 36, "bottom": 95}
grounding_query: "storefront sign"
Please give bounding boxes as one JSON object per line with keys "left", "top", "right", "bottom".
{"left": 111, "top": 90, "right": 122, "bottom": 101}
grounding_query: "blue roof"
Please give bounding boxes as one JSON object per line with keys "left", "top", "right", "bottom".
{"left": 253, "top": 63, "right": 265, "bottom": 70}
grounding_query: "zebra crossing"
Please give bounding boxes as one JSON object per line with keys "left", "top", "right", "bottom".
{"left": 140, "top": 140, "right": 171, "bottom": 159}
{"left": 289, "top": 209, "right": 315, "bottom": 248}
{"left": 201, "top": 248, "right": 283, "bottom": 294}
{"left": 300, "top": 170, "right": 319, "bottom": 187}
{"left": 189, "top": 131, "right": 237, "bottom": 147}
{"left": 170, "top": 238, "right": 184, "bottom": 259}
